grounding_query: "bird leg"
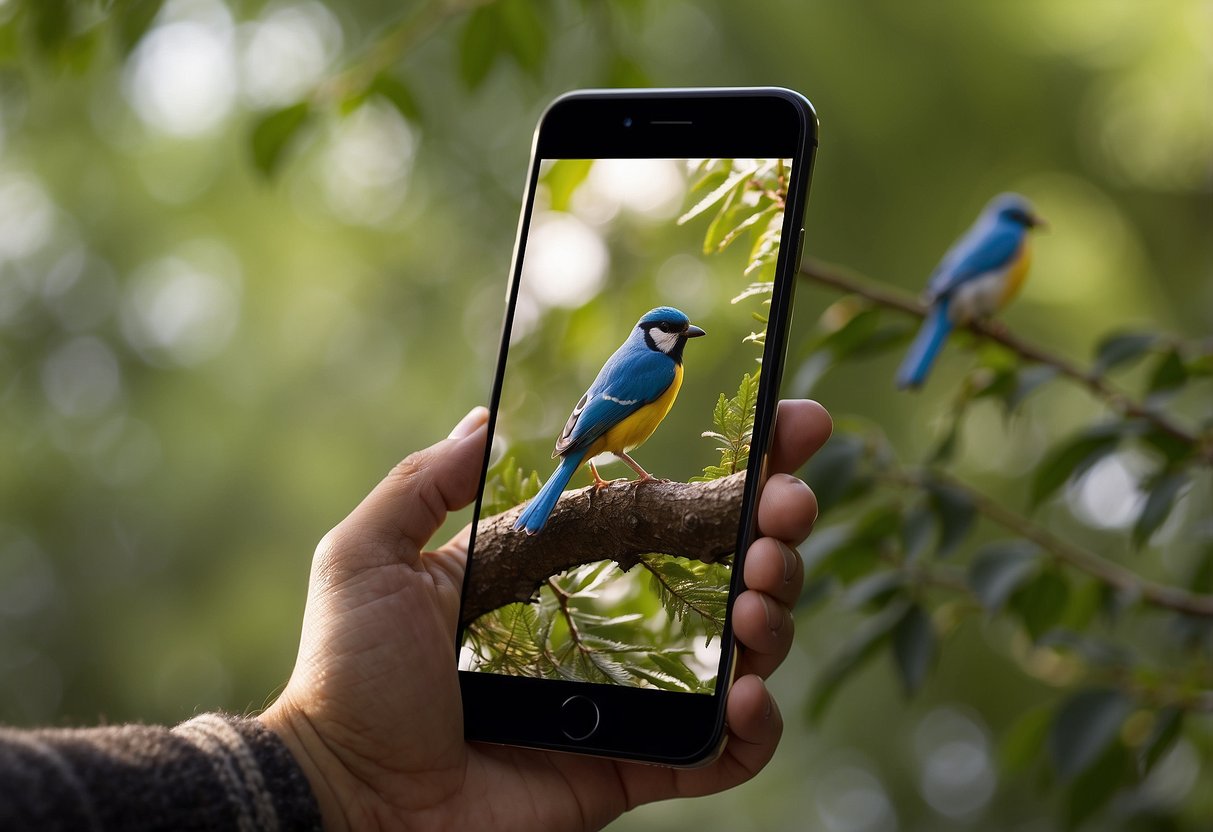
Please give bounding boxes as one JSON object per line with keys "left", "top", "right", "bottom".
{"left": 588, "top": 460, "right": 628, "bottom": 490}
{"left": 618, "top": 451, "right": 669, "bottom": 484}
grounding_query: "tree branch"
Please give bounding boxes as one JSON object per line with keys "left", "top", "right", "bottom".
{"left": 798, "top": 257, "right": 1212, "bottom": 464}
{"left": 882, "top": 466, "right": 1213, "bottom": 619}
{"left": 461, "top": 473, "right": 745, "bottom": 625}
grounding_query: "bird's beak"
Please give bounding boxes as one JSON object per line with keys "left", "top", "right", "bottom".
{"left": 1030, "top": 213, "right": 1048, "bottom": 231}
{"left": 685, "top": 324, "right": 706, "bottom": 338}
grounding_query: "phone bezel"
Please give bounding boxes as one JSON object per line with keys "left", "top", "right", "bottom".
{"left": 457, "top": 88, "right": 818, "bottom": 766}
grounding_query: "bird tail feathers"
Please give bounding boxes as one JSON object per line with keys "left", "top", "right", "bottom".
{"left": 512, "top": 452, "right": 585, "bottom": 535}
{"left": 896, "top": 300, "right": 953, "bottom": 389}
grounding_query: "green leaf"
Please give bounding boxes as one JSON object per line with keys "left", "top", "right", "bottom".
{"left": 678, "top": 163, "right": 753, "bottom": 226}
{"left": 702, "top": 183, "right": 750, "bottom": 254}
{"left": 926, "top": 481, "right": 976, "bottom": 558}
{"left": 843, "top": 570, "right": 906, "bottom": 610}
{"left": 605, "top": 53, "right": 652, "bottom": 87}
{"left": 1064, "top": 742, "right": 1131, "bottom": 830}
{"left": 900, "top": 503, "right": 934, "bottom": 563}
{"left": 29, "top": 0, "right": 73, "bottom": 55}
{"left": 745, "top": 211, "right": 782, "bottom": 278}
{"left": 1011, "top": 570, "right": 1070, "bottom": 641}
{"left": 1000, "top": 704, "right": 1052, "bottom": 775}
{"left": 1146, "top": 348, "right": 1187, "bottom": 394}
{"left": 250, "top": 102, "right": 312, "bottom": 177}
{"left": 1029, "top": 425, "right": 1123, "bottom": 508}
{"left": 731, "top": 282, "right": 774, "bottom": 304}
{"left": 972, "top": 366, "right": 1019, "bottom": 408}
{"left": 714, "top": 204, "right": 778, "bottom": 254}
{"left": 1048, "top": 688, "right": 1133, "bottom": 781}
{"left": 543, "top": 159, "right": 593, "bottom": 212}
{"left": 892, "top": 603, "right": 935, "bottom": 696}
{"left": 1132, "top": 470, "right": 1188, "bottom": 548}
{"left": 458, "top": 7, "right": 501, "bottom": 90}
{"left": 927, "top": 413, "right": 963, "bottom": 465}
{"left": 809, "top": 507, "right": 902, "bottom": 586}
{"left": 1190, "top": 542, "right": 1213, "bottom": 594}
{"left": 114, "top": 0, "right": 165, "bottom": 53}
{"left": 1008, "top": 365, "right": 1058, "bottom": 411}
{"left": 1140, "top": 426, "right": 1196, "bottom": 464}
{"left": 649, "top": 652, "right": 703, "bottom": 691}
{"left": 853, "top": 504, "right": 903, "bottom": 545}
{"left": 802, "top": 433, "right": 866, "bottom": 513}
{"left": 1139, "top": 707, "right": 1183, "bottom": 776}
{"left": 1059, "top": 579, "right": 1102, "bottom": 632}
{"left": 807, "top": 600, "right": 909, "bottom": 723}
{"left": 815, "top": 306, "right": 882, "bottom": 361}
{"left": 370, "top": 74, "right": 421, "bottom": 122}
{"left": 968, "top": 541, "right": 1041, "bottom": 612}
{"left": 498, "top": 0, "right": 547, "bottom": 77}
{"left": 1093, "top": 332, "right": 1158, "bottom": 374}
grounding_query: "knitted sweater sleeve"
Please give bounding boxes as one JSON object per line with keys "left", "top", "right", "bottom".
{"left": 0, "top": 713, "right": 323, "bottom": 831}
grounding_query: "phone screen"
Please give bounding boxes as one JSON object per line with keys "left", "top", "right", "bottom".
{"left": 458, "top": 156, "right": 793, "bottom": 696}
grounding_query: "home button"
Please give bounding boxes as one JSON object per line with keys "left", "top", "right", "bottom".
{"left": 559, "top": 695, "right": 600, "bottom": 741}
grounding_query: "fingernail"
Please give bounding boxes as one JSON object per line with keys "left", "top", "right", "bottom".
{"left": 449, "top": 406, "right": 489, "bottom": 440}
{"left": 778, "top": 541, "right": 799, "bottom": 584}
{"left": 762, "top": 594, "right": 784, "bottom": 635}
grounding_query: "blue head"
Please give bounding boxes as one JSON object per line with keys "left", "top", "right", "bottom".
{"left": 984, "top": 193, "right": 1046, "bottom": 230}
{"left": 633, "top": 306, "right": 705, "bottom": 364}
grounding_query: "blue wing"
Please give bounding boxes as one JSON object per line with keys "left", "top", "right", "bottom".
{"left": 553, "top": 344, "right": 675, "bottom": 457}
{"left": 927, "top": 221, "right": 1024, "bottom": 300}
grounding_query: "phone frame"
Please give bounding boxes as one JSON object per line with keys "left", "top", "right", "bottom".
{"left": 457, "top": 87, "right": 818, "bottom": 766}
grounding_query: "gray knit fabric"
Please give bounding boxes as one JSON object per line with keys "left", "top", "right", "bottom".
{"left": 0, "top": 713, "right": 322, "bottom": 831}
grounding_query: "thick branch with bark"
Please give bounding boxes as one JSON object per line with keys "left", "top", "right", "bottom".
{"left": 461, "top": 472, "right": 745, "bottom": 625}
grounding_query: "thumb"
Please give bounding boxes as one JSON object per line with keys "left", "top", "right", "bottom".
{"left": 334, "top": 407, "right": 489, "bottom": 562}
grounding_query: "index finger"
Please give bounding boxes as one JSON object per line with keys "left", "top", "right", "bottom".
{"left": 768, "top": 399, "right": 832, "bottom": 476}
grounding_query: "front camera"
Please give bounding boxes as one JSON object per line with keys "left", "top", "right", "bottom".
{"left": 623, "top": 117, "right": 633, "bottom": 128}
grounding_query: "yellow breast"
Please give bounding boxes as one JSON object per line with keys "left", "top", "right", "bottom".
{"left": 594, "top": 363, "right": 683, "bottom": 456}
{"left": 999, "top": 237, "right": 1032, "bottom": 307}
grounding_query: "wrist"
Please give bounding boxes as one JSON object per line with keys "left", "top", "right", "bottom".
{"left": 258, "top": 700, "right": 354, "bottom": 832}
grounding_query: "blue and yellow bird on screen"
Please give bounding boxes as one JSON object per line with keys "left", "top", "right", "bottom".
{"left": 513, "top": 306, "right": 706, "bottom": 535}
{"left": 896, "top": 193, "right": 1046, "bottom": 389}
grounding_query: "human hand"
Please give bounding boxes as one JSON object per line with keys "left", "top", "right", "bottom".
{"left": 260, "top": 399, "right": 831, "bottom": 831}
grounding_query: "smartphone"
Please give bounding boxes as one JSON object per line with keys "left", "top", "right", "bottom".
{"left": 457, "top": 88, "right": 817, "bottom": 766}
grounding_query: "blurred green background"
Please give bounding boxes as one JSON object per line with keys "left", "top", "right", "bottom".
{"left": 0, "top": 0, "right": 1209, "bottom": 829}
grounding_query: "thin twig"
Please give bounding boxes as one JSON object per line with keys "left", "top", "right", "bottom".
{"left": 314, "top": 0, "right": 495, "bottom": 106}
{"left": 798, "top": 257, "right": 1212, "bottom": 464}
{"left": 547, "top": 577, "right": 589, "bottom": 653}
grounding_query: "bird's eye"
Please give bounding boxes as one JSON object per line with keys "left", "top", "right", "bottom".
{"left": 658, "top": 322, "right": 671, "bottom": 333}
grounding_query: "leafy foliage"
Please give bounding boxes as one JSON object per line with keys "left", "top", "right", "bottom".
{"left": 782, "top": 273, "right": 1213, "bottom": 826}
{"left": 464, "top": 560, "right": 718, "bottom": 693}
{"left": 480, "top": 456, "right": 541, "bottom": 517}
{"left": 642, "top": 555, "right": 729, "bottom": 643}
{"left": 698, "top": 371, "right": 759, "bottom": 480}
{"left": 682, "top": 158, "right": 789, "bottom": 284}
